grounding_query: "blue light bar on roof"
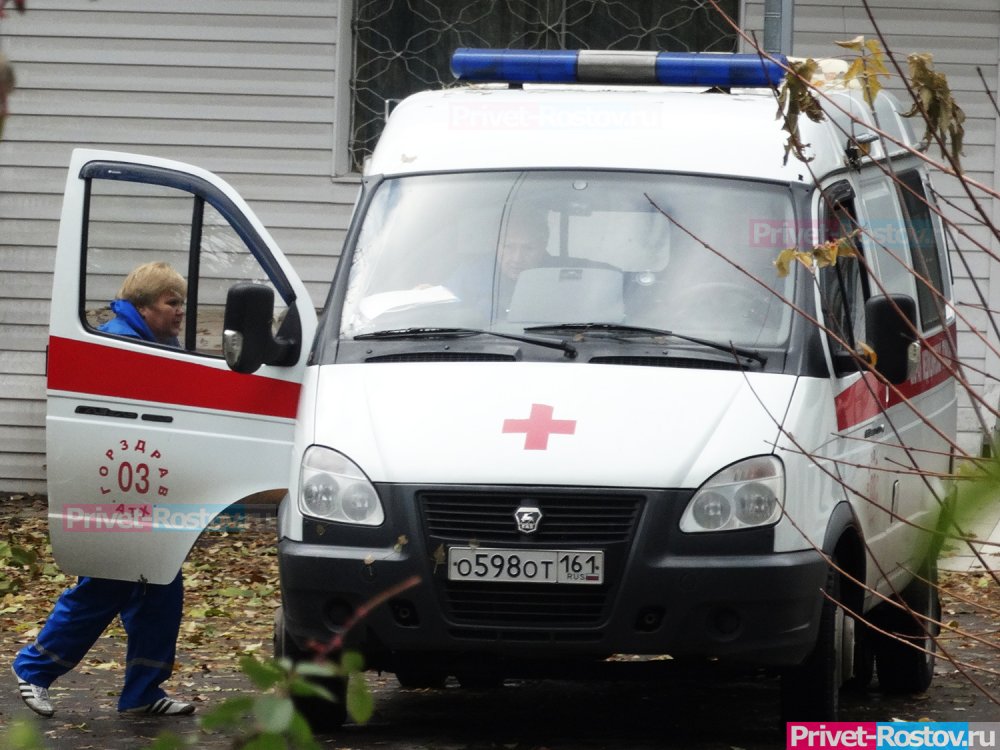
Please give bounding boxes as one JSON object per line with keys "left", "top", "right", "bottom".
{"left": 451, "top": 48, "right": 788, "bottom": 88}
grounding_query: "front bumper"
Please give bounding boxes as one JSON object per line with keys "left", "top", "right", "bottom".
{"left": 278, "top": 484, "right": 828, "bottom": 671}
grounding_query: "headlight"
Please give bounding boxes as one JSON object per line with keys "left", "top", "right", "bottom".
{"left": 680, "top": 456, "right": 783, "bottom": 533}
{"left": 299, "top": 446, "right": 384, "bottom": 526}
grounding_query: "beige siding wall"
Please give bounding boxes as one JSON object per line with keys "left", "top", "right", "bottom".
{"left": 0, "top": 0, "right": 350, "bottom": 491}
{"left": 745, "top": 0, "right": 1000, "bottom": 456}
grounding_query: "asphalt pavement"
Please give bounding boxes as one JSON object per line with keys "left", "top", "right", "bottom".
{"left": 2, "top": 620, "right": 999, "bottom": 750}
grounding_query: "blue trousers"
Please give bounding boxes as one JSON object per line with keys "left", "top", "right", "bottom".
{"left": 13, "top": 573, "right": 183, "bottom": 711}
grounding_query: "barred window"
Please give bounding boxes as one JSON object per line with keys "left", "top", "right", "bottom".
{"left": 349, "top": 0, "right": 740, "bottom": 172}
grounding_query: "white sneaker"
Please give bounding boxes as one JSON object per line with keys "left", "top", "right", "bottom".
{"left": 13, "top": 667, "right": 54, "bottom": 718}
{"left": 123, "top": 697, "right": 196, "bottom": 716}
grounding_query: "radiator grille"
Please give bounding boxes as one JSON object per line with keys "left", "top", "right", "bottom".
{"left": 421, "top": 492, "right": 642, "bottom": 544}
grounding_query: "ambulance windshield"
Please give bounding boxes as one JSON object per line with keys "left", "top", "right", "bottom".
{"left": 339, "top": 170, "right": 796, "bottom": 349}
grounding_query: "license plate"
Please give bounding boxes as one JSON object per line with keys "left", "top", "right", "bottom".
{"left": 447, "top": 547, "right": 604, "bottom": 585}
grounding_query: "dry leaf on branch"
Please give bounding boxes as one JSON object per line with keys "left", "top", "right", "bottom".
{"left": 776, "top": 58, "right": 825, "bottom": 165}
{"left": 905, "top": 53, "right": 966, "bottom": 171}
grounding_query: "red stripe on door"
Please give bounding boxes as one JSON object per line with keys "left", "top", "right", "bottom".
{"left": 834, "top": 372, "right": 885, "bottom": 430}
{"left": 48, "top": 336, "right": 301, "bottom": 419}
{"left": 834, "top": 325, "right": 955, "bottom": 431}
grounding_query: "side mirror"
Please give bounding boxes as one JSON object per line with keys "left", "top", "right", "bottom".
{"left": 864, "top": 294, "right": 918, "bottom": 385}
{"left": 222, "top": 283, "right": 299, "bottom": 374}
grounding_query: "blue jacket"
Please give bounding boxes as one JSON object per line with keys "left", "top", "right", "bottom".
{"left": 98, "top": 299, "right": 157, "bottom": 341}
{"left": 99, "top": 299, "right": 181, "bottom": 347}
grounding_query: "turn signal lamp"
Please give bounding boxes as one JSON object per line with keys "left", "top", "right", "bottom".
{"left": 451, "top": 48, "right": 788, "bottom": 88}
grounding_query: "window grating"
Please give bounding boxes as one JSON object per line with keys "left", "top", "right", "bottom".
{"left": 351, "top": 0, "right": 740, "bottom": 170}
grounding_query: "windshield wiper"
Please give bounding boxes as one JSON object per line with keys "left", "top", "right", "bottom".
{"left": 353, "top": 327, "right": 578, "bottom": 358}
{"left": 523, "top": 323, "right": 766, "bottom": 365}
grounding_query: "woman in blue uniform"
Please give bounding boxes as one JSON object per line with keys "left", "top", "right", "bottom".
{"left": 13, "top": 262, "right": 195, "bottom": 717}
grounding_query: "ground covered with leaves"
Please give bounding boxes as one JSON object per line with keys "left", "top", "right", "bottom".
{"left": 935, "top": 568, "right": 1000, "bottom": 710}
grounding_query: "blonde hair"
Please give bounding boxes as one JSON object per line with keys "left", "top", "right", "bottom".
{"left": 118, "top": 262, "right": 187, "bottom": 308}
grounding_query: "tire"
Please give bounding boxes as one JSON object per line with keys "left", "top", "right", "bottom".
{"left": 874, "top": 564, "right": 940, "bottom": 694}
{"left": 780, "top": 566, "right": 852, "bottom": 721}
{"left": 842, "top": 616, "right": 875, "bottom": 692}
{"left": 273, "top": 606, "right": 348, "bottom": 731}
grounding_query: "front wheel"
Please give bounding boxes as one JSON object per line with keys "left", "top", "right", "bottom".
{"left": 780, "top": 565, "right": 852, "bottom": 721}
{"left": 273, "top": 606, "right": 348, "bottom": 731}
{"left": 874, "top": 564, "right": 940, "bottom": 694}
{"left": 842, "top": 616, "right": 875, "bottom": 692}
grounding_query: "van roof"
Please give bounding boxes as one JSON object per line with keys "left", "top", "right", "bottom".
{"left": 367, "top": 82, "right": 918, "bottom": 185}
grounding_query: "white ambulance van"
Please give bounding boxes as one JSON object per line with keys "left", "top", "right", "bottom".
{"left": 47, "top": 49, "right": 957, "bottom": 723}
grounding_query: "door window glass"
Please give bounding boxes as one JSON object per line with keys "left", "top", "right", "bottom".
{"left": 83, "top": 176, "right": 287, "bottom": 355}
{"left": 858, "top": 175, "right": 912, "bottom": 299}
{"left": 818, "top": 190, "right": 868, "bottom": 356}
{"left": 896, "top": 170, "right": 947, "bottom": 330}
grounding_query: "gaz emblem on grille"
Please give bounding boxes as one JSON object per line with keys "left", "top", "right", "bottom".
{"left": 514, "top": 505, "right": 543, "bottom": 534}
